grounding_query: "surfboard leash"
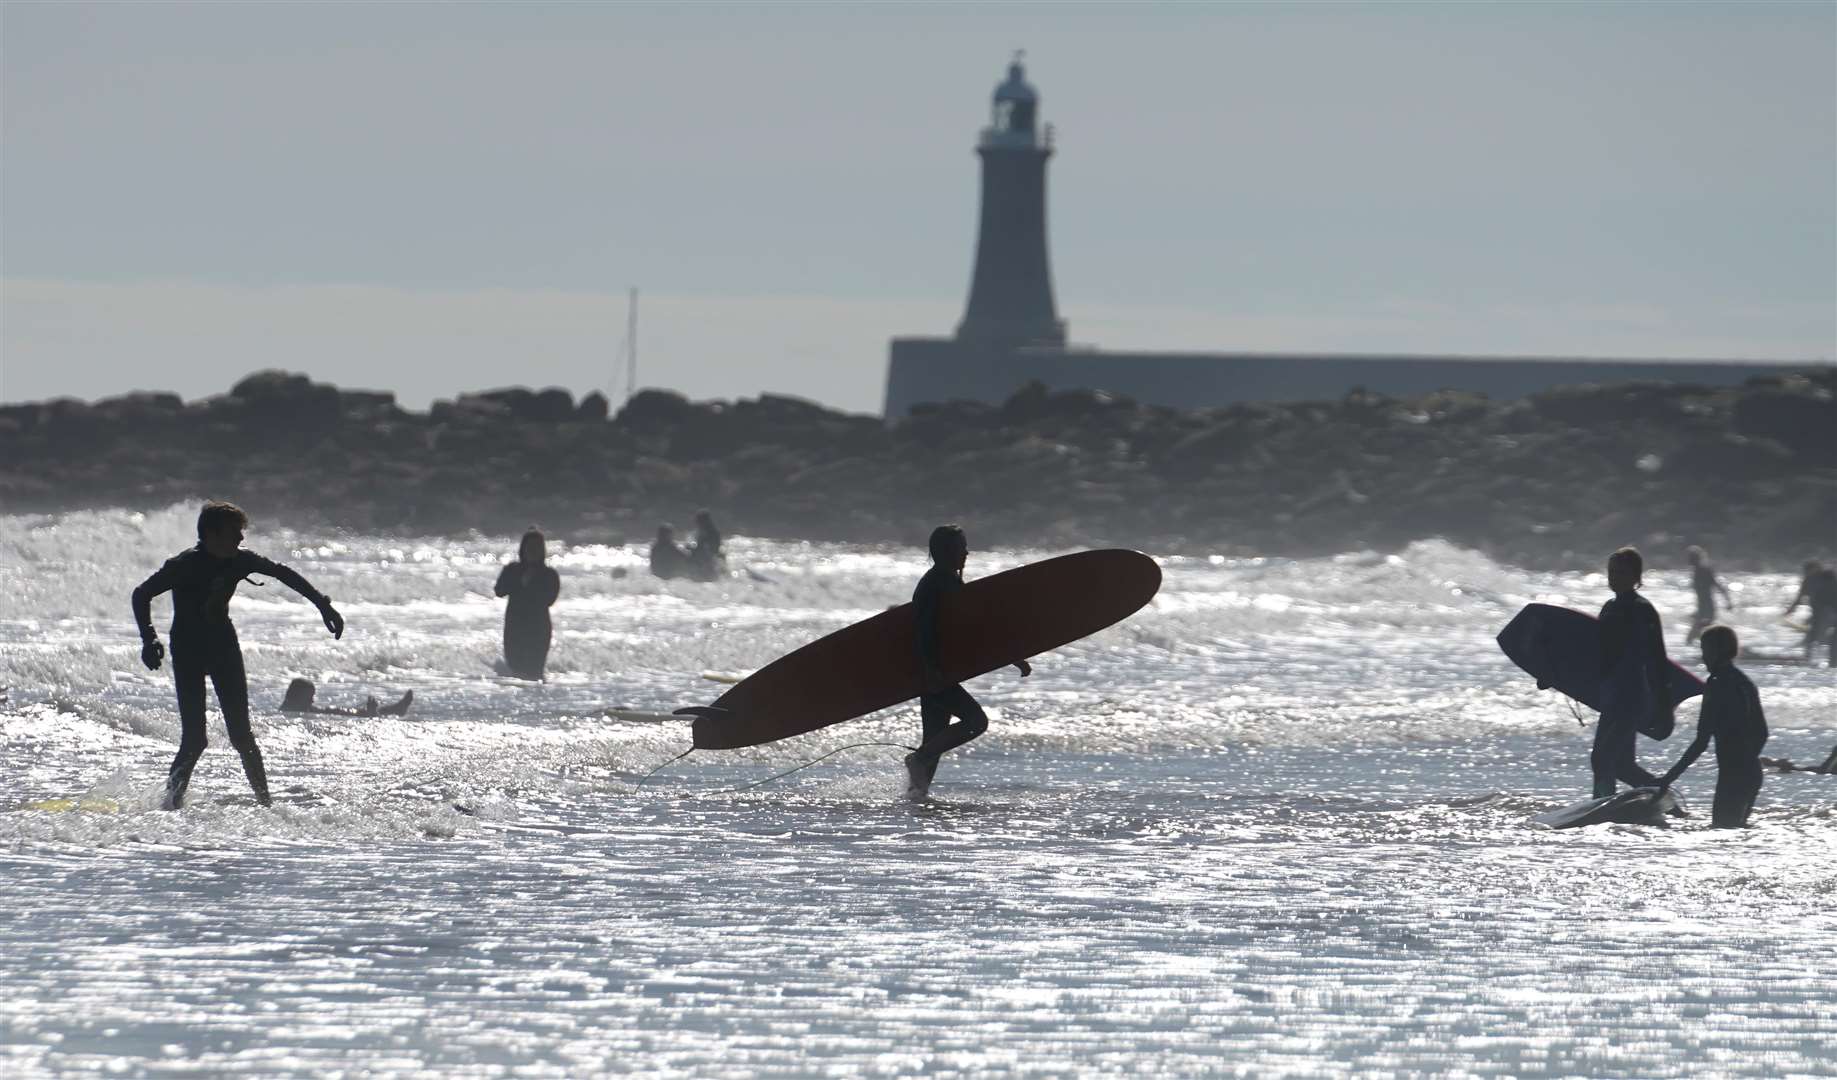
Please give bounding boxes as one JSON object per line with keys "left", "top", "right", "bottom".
{"left": 635, "top": 746, "right": 696, "bottom": 789}
{"left": 716, "top": 741, "right": 919, "bottom": 795}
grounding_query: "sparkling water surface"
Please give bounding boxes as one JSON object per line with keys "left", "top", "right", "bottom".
{"left": 3, "top": 507, "right": 1833, "bottom": 1077}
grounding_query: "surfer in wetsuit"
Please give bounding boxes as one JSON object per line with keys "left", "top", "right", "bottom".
{"left": 1592, "top": 547, "right": 1669, "bottom": 798}
{"left": 279, "top": 678, "right": 412, "bottom": 718}
{"left": 495, "top": 528, "right": 560, "bottom": 680}
{"left": 131, "top": 501, "right": 345, "bottom": 810}
{"left": 650, "top": 524, "right": 691, "bottom": 580}
{"left": 1684, "top": 546, "right": 1734, "bottom": 646}
{"left": 1785, "top": 560, "right": 1837, "bottom": 664}
{"left": 1657, "top": 625, "right": 1768, "bottom": 828}
{"left": 906, "top": 524, "right": 1031, "bottom": 796}
{"left": 687, "top": 509, "right": 724, "bottom": 581}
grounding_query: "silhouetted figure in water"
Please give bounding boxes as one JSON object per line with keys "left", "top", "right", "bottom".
{"left": 650, "top": 524, "right": 692, "bottom": 580}
{"left": 1785, "top": 560, "right": 1837, "bottom": 664}
{"left": 905, "top": 524, "right": 1031, "bottom": 797}
{"left": 495, "top": 528, "right": 560, "bottom": 680}
{"left": 1761, "top": 743, "right": 1837, "bottom": 774}
{"left": 279, "top": 678, "right": 412, "bottom": 718}
{"left": 1684, "top": 546, "right": 1734, "bottom": 645}
{"left": 1658, "top": 625, "right": 1768, "bottom": 828}
{"left": 1592, "top": 547, "right": 1668, "bottom": 798}
{"left": 132, "top": 501, "right": 345, "bottom": 809}
{"left": 688, "top": 509, "right": 725, "bottom": 581}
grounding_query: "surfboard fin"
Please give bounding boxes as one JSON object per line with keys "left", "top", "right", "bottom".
{"left": 673, "top": 705, "right": 733, "bottom": 720}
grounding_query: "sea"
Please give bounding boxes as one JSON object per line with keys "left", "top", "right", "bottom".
{"left": 3, "top": 505, "right": 1832, "bottom": 1077}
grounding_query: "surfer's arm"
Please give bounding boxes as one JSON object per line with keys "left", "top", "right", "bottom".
{"left": 914, "top": 586, "right": 944, "bottom": 676}
{"left": 1660, "top": 690, "right": 1725, "bottom": 787}
{"left": 494, "top": 564, "right": 518, "bottom": 598}
{"left": 538, "top": 567, "right": 561, "bottom": 607}
{"left": 131, "top": 561, "right": 176, "bottom": 642}
{"left": 244, "top": 553, "right": 343, "bottom": 639}
{"left": 1013, "top": 659, "right": 1032, "bottom": 677}
{"left": 242, "top": 553, "right": 328, "bottom": 607}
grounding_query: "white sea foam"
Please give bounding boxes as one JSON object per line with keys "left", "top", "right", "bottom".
{"left": 1, "top": 506, "right": 1833, "bottom": 1076}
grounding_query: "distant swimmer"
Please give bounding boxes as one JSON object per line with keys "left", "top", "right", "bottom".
{"left": 131, "top": 501, "right": 345, "bottom": 810}
{"left": 1592, "top": 547, "right": 1669, "bottom": 798}
{"left": 649, "top": 524, "right": 692, "bottom": 580}
{"left": 1684, "top": 546, "right": 1735, "bottom": 646}
{"left": 905, "top": 524, "right": 1031, "bottom": 797}
{"left": 1784, "top": 560, "right": 1837, "bottom": 664}
{"left": 1761, "top": 743, "right": 1837, "bottom": 775}
{"left": 494, "top": 528, "right": 560, "bottom": 680}
{"left": 279, "top": 678, "right": 412, "bottom": 718}
{"left": 688, "top": 509, "right": 726, "bottom": 581}
{"left": 1657, "top": 625, "right": 1768, "bottom": 828}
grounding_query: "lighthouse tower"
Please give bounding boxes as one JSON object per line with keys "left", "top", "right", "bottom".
{"left": 956, "top": 54, "right": 1067, "bottom": 347}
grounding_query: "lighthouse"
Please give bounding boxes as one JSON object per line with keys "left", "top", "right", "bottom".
{"left": 956, "top": 54, "right": 1066, "bottom": 347}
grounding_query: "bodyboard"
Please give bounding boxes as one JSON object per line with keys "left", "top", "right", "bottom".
{"left": 678, "top": 549, "right": 1162, "bottom": 750}
{"left": 1497, "top": 603, "right": 1704, "bottom": 729}
{"left": 1531, "top": 787, "right": 1682, "bottom": 830}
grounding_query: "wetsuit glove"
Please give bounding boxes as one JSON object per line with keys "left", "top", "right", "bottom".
{"left": 316, "top": 598, "right": 345, "bottom": 640}
{"left": 140, "top": 638, "right": 165, "bottom": 671}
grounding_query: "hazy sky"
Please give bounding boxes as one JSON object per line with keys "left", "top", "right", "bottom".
{"left": 4, "top": 1, "right": 1833, "bottom": 413}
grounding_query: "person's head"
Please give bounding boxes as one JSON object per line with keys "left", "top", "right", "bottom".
{"left": 1685, "top": 545, "right": 1705, "bottom": 566}
{"left": 1699, "top": 624, "right": 1739, "bottom": 668}
{"left": 281, "top": 678, "right": 315, "bottom": 710}
{"left": 197, "top": 500, "right": 249, "bottom": 557}
{"left": 694, "top": 509, "right": 714, "bottom": 528}
{"left": 928, "top": 524, "right": 968, "bottom": 570}
{"left": 1805, "top": 560, "right": 1824, "bottom": 579}
{"left": 519, "top": 528, "right": 546, "bottom": 565}
{"left": 656, "top": 524, "right": 675, "bottom": 543}
{"left": 1606, "top": 546, "right": 1643, "bottom": 593}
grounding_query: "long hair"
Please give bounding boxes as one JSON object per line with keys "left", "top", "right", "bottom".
{"left": 519, "top": 528, "right": 546, "bottom": 565}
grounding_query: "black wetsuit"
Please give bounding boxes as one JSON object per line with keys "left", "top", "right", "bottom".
{"left": 912, "top": 564, "right": 988, "bottom": 771}
{"left": 1593, "top": 591, "right": 1668, "bottom": 797}
{"left": 1661, "top": 662, "right": 1768, "bottom": 828}
{"left": 132, "top": 547, "right": 328, "bottom": 808}
{"left": 650, "top": 539, "right": 691, "bottom": 580}
{"left": 495, "top": 561, "right": 560, "bottom": 679}
{"left": 1687, "top": 563, "right": 1723, "bottom": 643}
{"left": 1791, "top": 569, "right": 1837, "bottom": 662}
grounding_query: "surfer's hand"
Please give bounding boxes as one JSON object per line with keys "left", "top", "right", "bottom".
{"left": 140, "top": 638, "right": 164, "bottom": 671}
{"left": 1536, "top": 679, "right": 1551, "bottom": 690}
{"left": 318, "top": 601, "right": 345, "bottom": 640}
{"left": 1014, "top": 659, "right": 1032, "bottom": 677}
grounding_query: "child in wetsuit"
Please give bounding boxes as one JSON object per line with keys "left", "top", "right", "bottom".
{"left": 1659, "top": 625, "right": 1768, "bottom": 828}
{"left": 905, "top": 525, "right": 1031, "bottom": 797}
{"left": 1593, "top": 547, "right": 1669, "bottom": 798}
{"left": 132, "top": 501, "right": 345, "bottom": 809}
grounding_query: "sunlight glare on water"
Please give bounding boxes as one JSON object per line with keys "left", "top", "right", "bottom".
{"left": 2, "top": 506, "right": 1833, "bottom": 1076}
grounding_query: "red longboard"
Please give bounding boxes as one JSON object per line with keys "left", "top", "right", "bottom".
{"left": 677, "top": 549, "right": 1163, "bottom": 750}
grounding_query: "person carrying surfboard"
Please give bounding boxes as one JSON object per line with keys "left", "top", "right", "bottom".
{"left": 1655, "top": 625, "right": 1768, "bottom": 828}
{"left": 131, "top": 500, "right": 346, "bottom": 809}
{"left": 905, "top": 525, "right": 1031, "bottom": 796}
{"left": 1592, "top": 547, "right": 1669, "bottom": 798}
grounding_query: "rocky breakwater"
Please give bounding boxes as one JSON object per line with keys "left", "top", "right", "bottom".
{"left": 2, "top": 368, "right": 1833, "bottom": 567}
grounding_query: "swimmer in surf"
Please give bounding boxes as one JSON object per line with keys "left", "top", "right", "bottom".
{"left": 495, "top": 528, "right": 560, "bottom": 680}
{"left": 906, "top": 524, "right": 1031, "bottom": 797}
{"left": 1683, "top": 546, "right": 1734, "bottom": 646}
{"left": 279, "top": 678, "right": 413, "bottom": 718}
{"left": 1592, "top": 547, "right": 1668, "bottom": 798}
{"left": 1785, "top": 560, "right": 1837, "bottom": 665}
{"left": 650, "top": 524, "right": 691, "bottom": 580}
{"left": 1657, "top": 625, "right": 1768, "bottom": 828}
{"left": 132, "top": 501, "right": 345, "bottom": 809}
